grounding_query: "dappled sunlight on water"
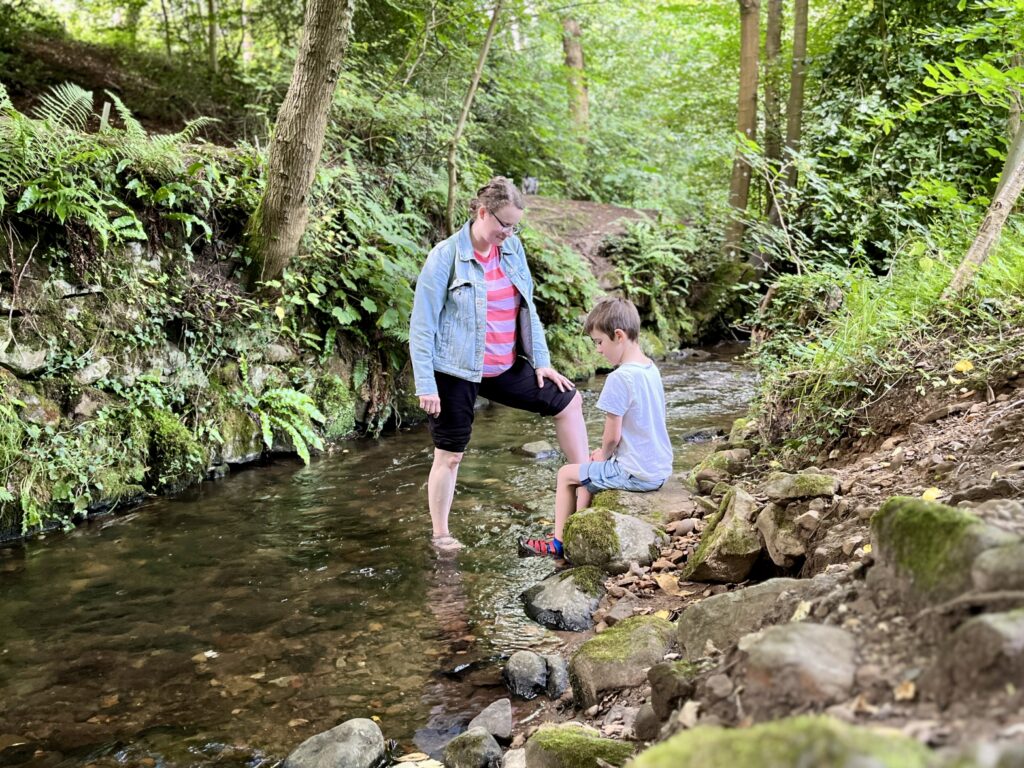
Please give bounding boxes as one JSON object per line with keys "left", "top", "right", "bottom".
{"left": 0, "top": 348, "right": 755, "bottom": 766}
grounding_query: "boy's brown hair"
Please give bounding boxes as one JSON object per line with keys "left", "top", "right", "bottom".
{"left": 584, "top": 296, "right": 641, "bottom": 341}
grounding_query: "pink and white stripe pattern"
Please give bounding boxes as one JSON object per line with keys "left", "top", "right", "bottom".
{"left": 476, "top": 245, "right": 520, "bottom": 377}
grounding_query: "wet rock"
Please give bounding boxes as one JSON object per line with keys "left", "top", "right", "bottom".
{"left": 563, "top": 508, "right": 667, "bottom": 573}
{"left": 755, "top": 503, "right": 806, "bottom": 568}
{"left": 569, "top": 616, "right": 674, "bottom": 708}
{"left": 503, "top": 651, "right": 548, "bottom": 700}
{"left": 972, "top": 542, "right": 1024, "bottom": 592}
{"left": 73, "top": 357, "right": 111, "bottom": 385}
{"left": 281, "top": 718, "right": 385, "bottom": 768}
{"left": 0, "top": 734, "right": 37, "bottom": 766}
{"left": 758, "top": 471, "right": 840, "bottom": 501}
{"left": 794, "top": 509, "right": 820, "bottom": 531}
{"left": 739, "top": 623, "right": 857, "bottom": 716}
{"left": 502, "top": 749, "right": 526, "bottom": 768}
{"left": 543, "top": 654, "right": 568, "bottom": 699}
{"left": 629, "top": 715, "right": 931, "bottom": 767}
{"left": 443, "top": 727, "right": 502, "bottom": 768}
{"left": 685, "top": 449, "right": 750, "bottom": 492}
{"left": 524, "top": 724, "right": 634, "bottom": 768}
{"left": 213, "top": 407, "right": 264, "bottom": 465}
{"left": 927, "top": 609, "right": 1024, "bottom": 704}
{"left": 517, "top": 440, "right": 556, "bottom": 459}
{"left": 683, "top": 428, "right": 724, "bottom": 443}
{"left": 648, "top": 661, "right": 699, "bottom": 719}
{"left": 468, "top": 698, "right": 512, "bottom": 743}
{"left": 676, "top": 578, "right": 804, "bottom": 660}
{"left": 870, "top": 497, "right": 1017, "bottom": 605}
{"left": 521, "top": 566, "right": 605, "bottom": 632}
{"left": 682, "top": 488, "right": 762, "bottom": 583}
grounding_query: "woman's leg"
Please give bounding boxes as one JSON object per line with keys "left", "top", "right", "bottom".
{"left": 428, "top": 448, "right": 463, "bottom": 539}
{"left": 553, "top": 391, "right": 592, "bottom": 510}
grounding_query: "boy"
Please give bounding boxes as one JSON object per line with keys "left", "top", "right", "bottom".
{"left": 519, "top": 297, "right": 673, "bottom": 558}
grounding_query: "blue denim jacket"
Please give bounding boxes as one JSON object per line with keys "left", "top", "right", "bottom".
{"left": 409, "top": 221, "right": 552, "bottom": 396}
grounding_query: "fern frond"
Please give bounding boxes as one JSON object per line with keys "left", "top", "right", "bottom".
{"left": 0, "top": 82, "right": 13, "bottom": 113}
{"left": 32, "top": 83, "right": 93, "bottom": 130}
{"left": 103, "top": 91, "right": 146, "bottom": 139}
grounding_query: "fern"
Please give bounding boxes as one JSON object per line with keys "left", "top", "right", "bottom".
{"left": 255, "top": 388, "right": 326, "bottom": 465}
{"left": 31, "top": 82, "right": 93, "bottom": 130}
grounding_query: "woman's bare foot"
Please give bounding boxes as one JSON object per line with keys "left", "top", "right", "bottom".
{"left": 431, "top": 534, "right": 464, "bottom": 552}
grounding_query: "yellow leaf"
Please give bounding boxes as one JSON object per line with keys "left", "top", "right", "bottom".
{"left": 862, "top": 543, "right": 872, "bottom": 554}
{"left": 953, "top": 359, "right": 974, "bottom": 373}
{"left": 654, "top": 609, "right": 671, "bottom": 619}
{"left": 275, "top": 305, "right": 285, "bottom": 321}
{"left": 921, "top": 487, "right": 942, "bottom": 501}
{"left": 654, "top": 573, "right": 693, "bottom": 598}
{"left": 894, "top": 680, "right": 917, "bottom": 701}
{"left": 371, "top": 715, "right": 381, "bottom": 722}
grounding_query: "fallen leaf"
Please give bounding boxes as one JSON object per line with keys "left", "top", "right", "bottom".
{"left": 921, "top": 487, "right": 943, "bottom": 501}
{"left": 654, "top": 609, "right": 671, "bottom": 620}
{"left": 789, "top": 600, "right": 812, "bottom": 622}
{"left": 371, "top": 715, "right": 382, "bottom": 722}
{"left": 851, "top": 694, "right": 879, "bottom": 715}
{"left": 677, "top": 700, "right": 701, "bottom": 729}
{"left": 396, "top": 754, "right": 430, "bottom": 764}
{"left": 654, "top": 573, "right": 694, "bottom": 598}
{"left": 288, "top": 718, "right": 309, "bottom": 728}
{"left": 894, "top": 680, "right": 916, "bottom": 702}
{"left": 862, "top": 543, "right": 872, "bottom": 554}
{"left": 953, "top": 359, "right": 974, "bottom": 373}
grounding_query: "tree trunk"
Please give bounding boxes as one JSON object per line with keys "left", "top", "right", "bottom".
{"left": 240, "top": 0, "right": 253, "bottom": 66}
{"left": 445, "top": 0, "right": 504, "bottom": 236}
{"left": 246, "top": 0, "right": 356, "bottom": 286}
{"left": 159, "top": 0, "right": 173, "bottom": 57}
{"left": 562, "top": 16, "right": 589, "bottom": 135}
{"left": 207, "top": 0, "right": 219, "bottom": 72}
{"left": 762, "top": 0, "right": 783, "bottom": 215}
{"left": 996, "top": 53, "right": 1023, "bottom": 198}
{"left": 722, "top": 0, "right": 761, "bottom": 262}
{"left": 943, "top": 150, "right": 1024, "bottom": 299}
{"left": 784, "top": 0, "right": 808, "bottom": 192}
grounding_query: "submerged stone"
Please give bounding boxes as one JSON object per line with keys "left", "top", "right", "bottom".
{"left": 282, "top": 718, "right": 385, "bottom": 768}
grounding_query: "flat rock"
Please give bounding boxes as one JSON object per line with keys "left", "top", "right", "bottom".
{"left": 517, "top": 440, "right": 556, "bottom": 458}
{"left": 468, "top": 699, "right": 512, "bottom": 743}
{"left": 524, "top": 724, "right": 634, "bottom": 768}
{"left": 521, "top": 566, "right": 604, "bottom": 632}
{"left": 281, "top": 718, "right": 385, "bottom": 768}
{"left": 758, "top": 471, "right": 840, "bottom": 500}
{"left": 443, "top": 727, "right": 502, "bottom": 768}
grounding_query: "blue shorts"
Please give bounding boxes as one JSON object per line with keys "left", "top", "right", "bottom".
{"left": 578, "top": 460, "right": 665, "bottom": 493}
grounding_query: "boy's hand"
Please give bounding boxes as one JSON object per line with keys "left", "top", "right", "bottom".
{"left": 589, "top": 448, "right": 605, "bottom": 461}
{"left": 535, "top": 366, "right": 574, "bottom": 392}
{"left": 419, "top": 394, "right": 441, "bottom": 417}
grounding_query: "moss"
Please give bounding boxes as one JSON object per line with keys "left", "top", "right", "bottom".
{"left": 146, "top": 407, "right": 206, "bottom": 492}
{"left": 575, "top": 616, "right": 674, "bottom": 662}
{"left": 590, "top": 490, "right": 626, "bottom": 513}
{"left": 871, "top": 496, "right": 982, "bottom": 590}
{"left": 686, "top": 509, "right": 723, "bottom": 571}
{"left": 564, "top": 508, "right": 621, "bottom": 566}
{"left": 528, "top": 725, "right": 635, "bottom": 768}
{"left": 559, "top": 565, "right": 606, "bottom": 598}
{"left": 630, "top": 715, "right": 931, "bottom": 768}
{"left": 728, "top": 417, "right": 752, "bottom": 444}
{"left": 640, "top": 329, "right": 668, "bottom": 360}
{"left": 313, "top": 373, "right": 355, "bottom": 441}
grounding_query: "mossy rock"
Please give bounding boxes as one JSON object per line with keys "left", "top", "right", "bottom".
{"left": 525, "top": 724, "right": 634, "bottom": 768}
{"left": 214, "top": 405, "right": 263, "bottom": 465}
{"left": 727, "top": 416, "right": 756, "bottom": 447}
{"left": 683, "top": 487, "right": 762, "bottom": 583}
{"left": 629, "top": 715, "right": 931, "bottom": 768}
{"left": 521, "top": 566, "right": 606, "bottom": 632}
{"left": 684, "top": 449, "right": 749, "bottom": 492}
{"left": 563, "top": 508, "right": 666, "bottom": 573}
{"left": 145, "top": 408, "right": 207, "bottom": 493}
{"left": 758, "top": 471, "right": 840, "bottom": 501}
{"left": 640, "top": 329, "right": 668, "bottom": 360}
{"left": 871, "top": 496, "right": 1017, "bottom": 604}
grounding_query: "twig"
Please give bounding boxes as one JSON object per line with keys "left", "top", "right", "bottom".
{"left": 916, "top": 590, "right": 1024, "bottom": 620}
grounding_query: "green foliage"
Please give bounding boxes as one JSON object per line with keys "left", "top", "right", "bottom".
{"left": 238, "top": 356, "right": 324, "bottom": 465}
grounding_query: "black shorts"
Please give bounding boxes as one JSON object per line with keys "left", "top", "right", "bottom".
{"left": 427, "top": 358, "right": 577, "bottom": 453}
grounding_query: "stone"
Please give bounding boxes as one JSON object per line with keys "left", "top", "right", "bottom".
{"left": 676, "top": 578, "right": 804, "bottom": 660}
{"left": 266, "top": 343, "right": 298, "bottom": 364}
{"left": 213, "top": 407, "right": 264, "bottom": 465}
{"left": 929, "top": 609, "right": 1024, "bottom": 704}
{"left": 648, "top": 661, "right": 699, "bottom": 719}
{"left": 704, "top": 673, "right": 733, "bottom": 700}
{"left": 0, "top": 346, "right": 47, "bottom": 376}
{"left": 629, "top": 715, "right": 931, "bottom": 768}
{"left": 524, "top": 724, "right": 634, "bottom": 768}
{"left": 740, "top": 623, "right": 858, "bottom": 716}
{"left": 249, "top": 364, "right": 289, "bottom": 397}
{"left": 563, "top": 508, "right": 667, "bottom": 573}
{"left": 727, "top": 417, "right": 756, "bottom": 447}
{"left": 633, "top": 703, "right": 661, "bottom": 741}
{"left": 973, "top": 542, "right": 1024, "bottom": 592}
{"left": 71, "top": 388, "right": 115, "bottom": 421}
{"left": 543, "top": 654, "right": 569, "bottom": 699}
{"left": 517, "top": 440, "right": 556, "bottom": 458}
{"left": 685, "top": 449, "right": 751, "bottom": 492}
{"left": 755, "top": 503, "right": 806, "bottom": 568}
{"left": 17, "top": 389, "right": 60, "bottom": 428}
{"left": 443, "top": 727, "right": 502, "bottom": 768}
{"left": 504, "top": 651, "right": 548, "bottom": 700}
{"left": 0, "top": 734, "right": 37, "bottom": 766}
{"left": 521, "top": 566, "right": 605, "bottom": 632}
{"left": 568, "top": 616, "right": 675, "bottom": 708}
{"left": 758, "top": 471, "right": 841, "bottom": 501}
{"left": 871, "top": 497, "right": 1017, "bottom": 605}
{"left": 604, "top": 593, "right": 638, "bottom": 626}
{"left": 468, "top": 698, "right": 512, "bottom": 743}
{"left": 682, "top": 488, "right": 763, "bottom": 583}
{"left": 795, "top": 510, "right": 821, "bottom": 531}
{"left": 73, "top": 357, "right": 111, "bottom": 385}
{"left": 281, "top": 718, "right": 385, "bottom": 768}
{"left": 502, "top": 749, "right": 526, "bottom": 768}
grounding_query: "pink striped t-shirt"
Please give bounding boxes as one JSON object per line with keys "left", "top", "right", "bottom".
{"left": 476, "top": 245, "right": 520, "bottom": 377}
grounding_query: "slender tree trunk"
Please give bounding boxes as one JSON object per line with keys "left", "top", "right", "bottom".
{"left": 207, "top": 0, "right": 219, "bottom": 72}
{"left": 446, "top": 1, "right": 504, "bottom": 235}
{"left": 762, "top": 0, "right": 783, "bottom": 215}
{"left": 159, "top": 0, "right": 173, "bottom": 57}
{"left": 995, "top": 54, "right": 1023, "bottom": 198}
{"left": 943, "top": 151, "right": 1024, "bottom": 299}
{"left": 722, "top": 0, "right": 761, "bottom": 262}
{"left": 562, "top": 16, "right": 589, "bottom": 136}
{"left": 784, "top": 0, "right": 808, "bottom": 192}
{"left": 246, "top": 0, "right": 356, "bottom": 286}
{"left": 240, "top": 0, "right": 253, "bottom": 66}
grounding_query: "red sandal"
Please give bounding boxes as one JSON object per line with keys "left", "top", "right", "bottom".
{"left": 518, "top": 536, "right": 564, "bottom": 558}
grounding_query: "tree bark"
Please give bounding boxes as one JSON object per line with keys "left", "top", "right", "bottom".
{"left": 446, "top": 0, "right": 504, "bottom": 236}
{"left": 246, "top": 0, "right": 356, "bottom": 286}
{"left": 995, "top": 54, "right": 1024, "bottom": 198}
{"left": 562, "top": 16, "right": 589, "bottom": 136}
{"left": 207, "top": 0, "right": 219, "bottom": 72}
{"left": 784, "top": 0, "right": 808, "bottom": 192}
{"left": 722, "top": 0, "right": 761, "bottom": 262}
{"left": 943, "top": 150, "right": 1024, "bottom": 299}
{"left": 762, "top": 0, "right": 783, "bottom": 215}
{"left": 240, "top": 0, "right": 253, "bottom": 66}
{"left": 159, "top": 0, "right": 173, "bottom": 57}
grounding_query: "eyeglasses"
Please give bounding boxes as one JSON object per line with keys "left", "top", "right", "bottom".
{"left": 491, "top": 210, "right": 523, "bottom": 235}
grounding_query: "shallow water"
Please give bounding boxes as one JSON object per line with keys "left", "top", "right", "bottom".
{"left": 0, "top": 349, "right": 755, "bottom": 766}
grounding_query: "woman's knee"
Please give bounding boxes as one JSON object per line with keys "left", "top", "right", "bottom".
{"left": 433, "top": 448, "right": 464, "bottom": 470}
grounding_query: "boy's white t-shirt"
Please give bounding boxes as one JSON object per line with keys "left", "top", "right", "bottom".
{"left": 596, "top": 361, "right": 673, "bottom": 482}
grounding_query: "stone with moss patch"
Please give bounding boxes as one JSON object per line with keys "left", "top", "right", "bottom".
{"left": 871, "top": 496, "right": 1017, "bottom": 604}
{"left": 630, "top": 715, "right": 931, "bottom": 768}
{"left": 145, "top": 408, "right": 206, "bottom": 493}
{"left": 758, "top": 471, "right": 840, "bottom": 501}
{"left": 929, "top": 608, "right": 1024, "bottom": 704}
{"left": 442, "top": 726, "right": 502, "bottom": 768}
{"left": 727, "top": 416, "right": 756, "bottom": 447}
{"left": 213, "top": 405, "right": 263, "bottom": 465}
{"left": 649, "top": 660, "right": 701, "bottom": 719}
{"left": 563, "top": 508, "right": 666, "bottom": 573}
{"left": 568, "top": 615, "right": 674, "bottom": 708}
{"left": 685, "top": 449, "right": 750, "bottom": 492}
{"left": 525, "top": 724, "right": 634, "bottom": 768}
{"left": 521, "top": 566, "right": 606, "bottom": 632}
{"left": 683, "top": 487, "right": 762, "bottom": 583}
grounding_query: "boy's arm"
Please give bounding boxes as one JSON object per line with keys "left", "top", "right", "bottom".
{"left": 591, "top": 413, "right": 623, "bottom": 461}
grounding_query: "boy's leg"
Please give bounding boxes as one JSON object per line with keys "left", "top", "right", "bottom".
{"left": 553, "top": 391, "right": 592, "bottom": 511}
{"left": 554, "top": 463, "right": 584, "bottom": 542}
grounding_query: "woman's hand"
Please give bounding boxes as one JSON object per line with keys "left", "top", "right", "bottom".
{"left": 535, "top": 366, "right": 575, "bottom": 392}
{"left": 419, "top": 394, "right": 441, "bottom": 417}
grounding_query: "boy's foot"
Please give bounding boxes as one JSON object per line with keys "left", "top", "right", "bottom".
{"left": 518, "top": 536, "right": 563, "bottom": 558}
{"left": 431, "top": 535, "right": 464, "bottom": 552}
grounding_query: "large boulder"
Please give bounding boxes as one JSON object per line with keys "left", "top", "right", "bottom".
{"left": 927, "top": 609, "right": 1024, "bottom": 704}
{"left": 521, "top": 566, "right": 605, "bottom": 632}
{"left": 758, "top": 471, "right": 840, "bottom": 501}
{"left": 755, "top": 503, "right": 806, "bottom": 568}
{"left": 738, "top": 623, "right": 858, "bottom": 717}
{"left": 563, "top": 509, "right": 666, "bottom": 573}
{"left": 629, "top": 716, "right": 930, "bottom": 768}
{"left": 586, "top": 478, "right": 697, "bottom": 524}
{"left": 568, "top": 616, "right": 674, "bottom": 708}
{"left": 871, "top": 497, "right": 1017, "bottom": 605}
{"left": 682, "top": 488, "right": 762, "bottom": 583}
{"left": 281, "top": 718, "right": 385, "bottom": 768}
{"left": 676, "top": 578, "right": 804, "bottom": 660}
{"left": 443, "top": 727, "right": 502, "bottom": 768}
{"left": 524, "top": 724, "right": 634, "bottom": 768}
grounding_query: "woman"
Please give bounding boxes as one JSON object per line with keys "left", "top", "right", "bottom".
{"left": 408, "top": 177, "right": 590, "bottom": 551}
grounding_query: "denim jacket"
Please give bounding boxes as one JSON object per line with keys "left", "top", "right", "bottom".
{"left": 409, "top": 221, "right": 552, "bottom": 396}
